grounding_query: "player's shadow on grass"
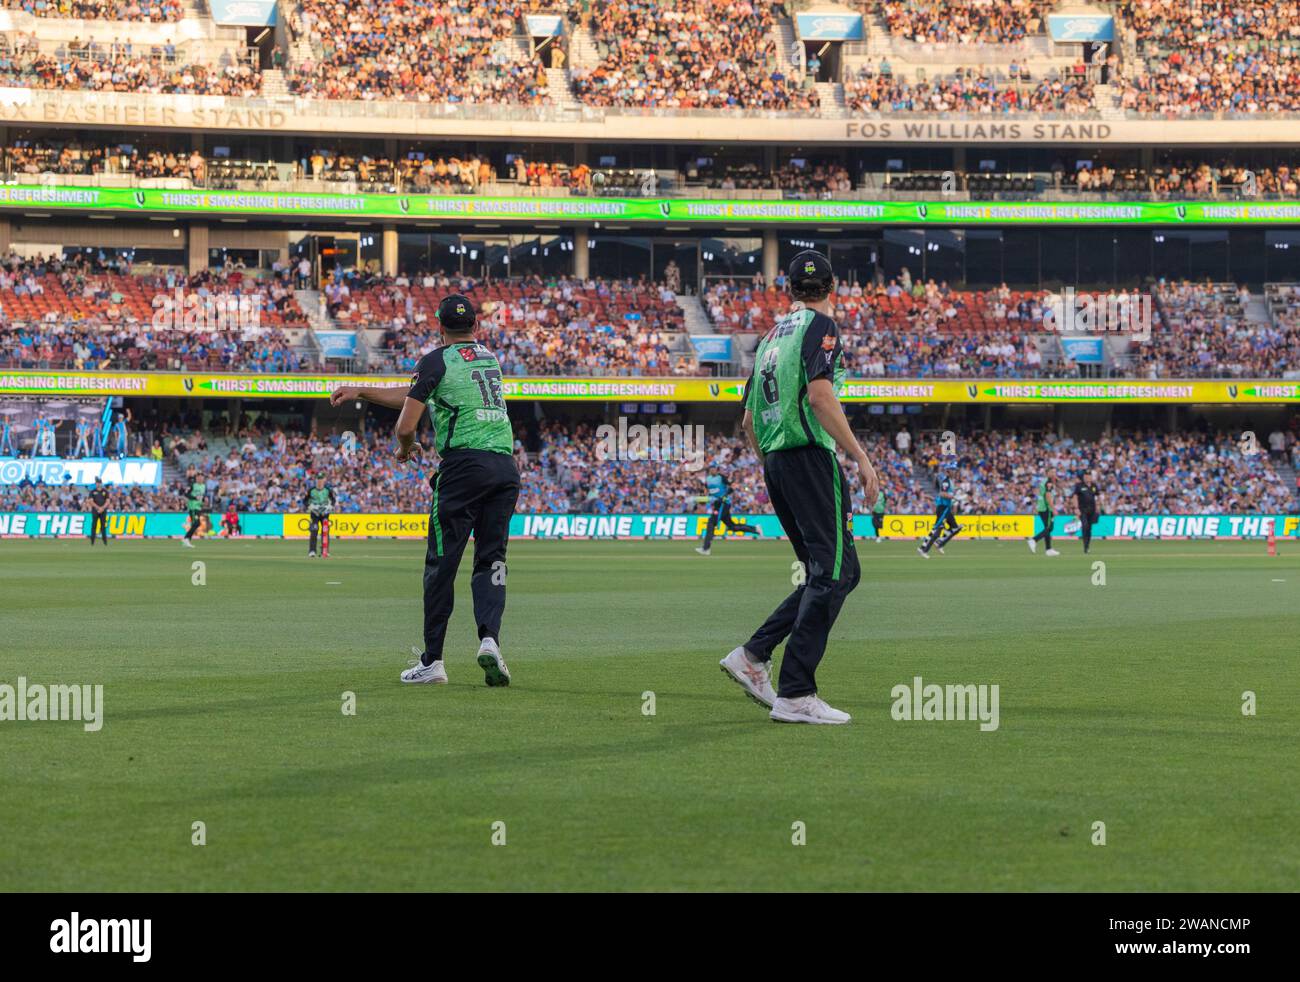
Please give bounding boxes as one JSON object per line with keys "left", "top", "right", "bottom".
{"left": 96, "top": 693, "right": 331, "bottom": 722}
{"left": 224, "top": 721, "right": 764, "bottom": 800}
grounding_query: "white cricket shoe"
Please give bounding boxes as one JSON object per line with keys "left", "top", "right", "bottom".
{"left": 937, "top": 546, "right": 946, "bottom": 556}
{"left": 308, "top": 551, "right": 316, "bottom": 558}
{"left": 401, "top": 654, "right": 448, "bottom": 685}
{"left": 917, "top": 546, "right": 930, "bottom": 559}
{"left": 719, "top": 646, "right": 776, "bottom": 708}
{"left": 476, "top": 637, "right": 511, "bottom": 687}
{"left": 182, "top": 539, "right": 195, "bottom": 549}
{"left": 1045, "top": 548, "right": 1060, "bottom": 557}
{"left": 770, "top": 694, "right": 851, "bottom": 725}
{"left": 1026, "top": 537, "right": 1037, "bottom": 554}
{"left": 695, "top": 546, "right": 711, "bottom": 556}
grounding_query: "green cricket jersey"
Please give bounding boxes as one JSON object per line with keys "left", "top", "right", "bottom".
{"left": 1036, "top": 481, "right": 1051, "bottom": 511}
{"left": 742, "top": 307, "right": 845, "bottom": 455}
{"left": 408, "top": 341, "right": 513, "bottom": 456}
{"left": 306, "top": 486, "right": 336, "bottom": 515}
{"left": 186, "top": 480, "right": 207, "bottom": 514}
{"left": 873, "top": 490, "right": 886, "bottom": 514}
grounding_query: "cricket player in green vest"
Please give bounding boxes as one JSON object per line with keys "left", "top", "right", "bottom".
{"left": 871, "top": 488, "right": 887, "bottom": 542}
{"left": 330, "top": 294, "right": 519, "bottom": 687}
{"left": 718, "top": 250, "right": 879, "bottom": 725}
{"left": 304, "top": 475, "right": 336, "bottom": 558}
{"left": 182, "top": 469, "right": 207, "bottom": 548}
{"left": 1028, "top": 475, "right": 1060, "bottom": 556}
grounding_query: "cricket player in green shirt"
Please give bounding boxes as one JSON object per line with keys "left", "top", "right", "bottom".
{"left": 871, "top": 488, "right": 886, "bottom": 542}
{"left": 182, "top": 470, "right": 207, "bottom": 548}
{"left": 331, "top": 294, "right": 520, "bottom": 687}
{"left": 1028, "top": 475, "right": 1060, "bottom": 556}
{"left": 718, "top": 250, "right": 880, "bottom": 725}
{"left": 304, "top": 475, "right": 336, "bottom": 558}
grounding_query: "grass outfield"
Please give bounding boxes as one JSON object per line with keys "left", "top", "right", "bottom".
{"left": 1, "top": 536, "right": 1296, "bottom": 892}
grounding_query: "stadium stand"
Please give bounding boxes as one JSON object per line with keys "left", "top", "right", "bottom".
{"left": 0, "top": 254, "right": 316, "bottom": 372}
{"left": 1113, "top": 0, "right": 1300, "bottom": 115}
{"left": 3, "top": 420, "right": 1295, "bottom": 517}
{"left": 0, "top": 0, "right": 182, "bottom": 20}
{"left": 1125, "top": 281, "right": 1300, "bottom": 379}
{"left": 285, "top": 0, "right": 551, "bottom": 103}
{"left": 568, "top": 0, "right": 818, "bottom": 110}
{"left": 348, "top": 274, "right": 697, "bottom": 376}
{"left": 702, "top": 279, "right": 1063, "bottom": 377}
{"left": 872, "top": 0, "right": 1047, "bottom": 44}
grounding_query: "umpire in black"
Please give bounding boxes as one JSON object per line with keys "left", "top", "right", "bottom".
{"left": 87, "top": 477, "right": 110, "bottom": 546}
{"left": 1073, "top": 470, "right": 1102, "bottom": 553}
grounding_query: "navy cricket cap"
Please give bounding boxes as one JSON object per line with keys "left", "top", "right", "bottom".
{"left": 436, "top": 294, "right": 476, "bottom": 331}
{"left": 788, "top": 249, "right": 834, "bottom": 297}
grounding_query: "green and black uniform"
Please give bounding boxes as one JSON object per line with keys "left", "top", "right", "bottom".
{"left": 87, "top": 486, "right": 110, "bottom": 545}
{"left": 408, "top": 340, "right": 520, "bottom": 664}
{"left": 305, "top": 484, "right": 337, "bottom": 555}
{"left": 184, "top": 479, "right": 207, "bottom": 541}
{"left": 1073, "top": 479, "right": 1100, "bottom": 552}
{"left": 871, "top": 489, "right": 886, "bottom": 539}
{"left": 1032, "top": 479, "right": 1053, "bottom": 549}
{"left": 741, "top": 305, "right": 860, "bottom": 700}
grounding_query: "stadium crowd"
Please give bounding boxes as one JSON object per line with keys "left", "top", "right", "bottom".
{"left": 845, "top": 67, "right": 1094, "bottom": 114}
{"left": 0, "top": 50, "right": 262, "bottom": 95}
{"left": 286, "top": 0, "right": 550, "bottom": 103}
{"left": 691, "top": 158, "right": 855, "bottom": 195}
{"left": 909, "top": 427, "right": 1297, "bottom": 515}
{"left": 569, "top": 0, "right": 817, "bottom": 110}
{"left": 1061, "top": 160, "right": 1300, "bottom": 198}
{"left": 1, "top": 140, "right": 206, "bottom": 181}
{"left": 703, "top": 279, "right": 1063, "bottom": 378}
{"left": 874, "top": 0, "right": 1047, "bottom": 45}
{"left": 328, "top": 271, "right": 697, "bottom": 376}
{"left": 1116, "top": 0, "right": 1300, "bottom": 114}
{"left": 4, "top": 420, "right": 1294, "bottom": 518}
{"left": 0, "top": 253, "right": 316, "bottom": 372}
{"left": 1131, "top": 281, "right": 1300, "bottom": 378}
{"left": 0, "top": 0, "right": 181, "bottom": 20}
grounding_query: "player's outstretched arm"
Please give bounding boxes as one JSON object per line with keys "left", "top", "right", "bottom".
{"left": 393, "top": 397, "right": 426, "bottom": 462}
{"left": 741, "top": 410, "right": 763, "bottom": 464}
{"left": 329, "top": 385, "right": 407, "bottom": 410}
{"left": 807, "top": 378, "right": 879, "bottom": 502}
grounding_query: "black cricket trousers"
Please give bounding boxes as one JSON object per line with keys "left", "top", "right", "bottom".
{"left": 745, "top": 444, "right": 861, "bottom": 699}
{"left": 1080, "top": 510, "right": 1097, "bottom": 549}
{"left": 423, "top": 450, "right": 520, "bottom": 662}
